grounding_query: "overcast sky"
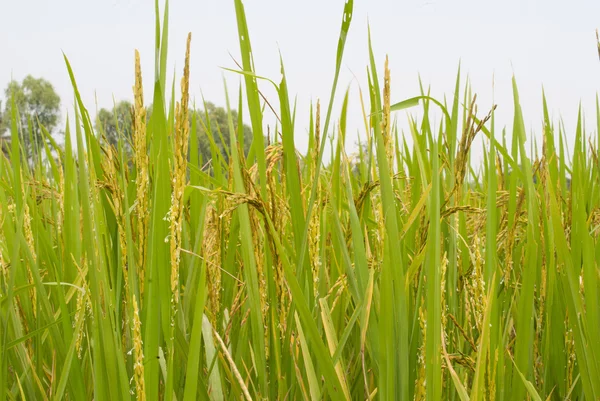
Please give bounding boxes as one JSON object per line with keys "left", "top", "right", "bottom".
{"left": 2, "top": 0, "right": 600, "bottom": 162}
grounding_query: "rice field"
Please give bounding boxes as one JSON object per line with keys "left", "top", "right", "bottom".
{"left": 2, "top": 0, "right": 600, "bottom": 400}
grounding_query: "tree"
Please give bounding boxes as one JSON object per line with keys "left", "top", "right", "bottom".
{"left": 194, "top": 101, "right": 253, "bottom": 165}
{"left": 96, "top": 100, "right": 134, "bottom": 149}
{"left": 95, "top": 100, "right": 254, "bottom": 164}
{"left": 0, "top": 76, "right": 61, "bottom": 156}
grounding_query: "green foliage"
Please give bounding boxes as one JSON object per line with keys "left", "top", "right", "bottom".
{"left": 96, "top": 100, "right": 252, "bottom": 163}
{"left": 0, "top": 75, "right": 61, "bottom": 156}
{"left": 96, "top": 100, "right": 133, "bottom": 148}
{"left": 193, "top": 101, "right": 253, "bottom": 165}
{"left": 1, "top": 2, "right": 600, "bottom": 401}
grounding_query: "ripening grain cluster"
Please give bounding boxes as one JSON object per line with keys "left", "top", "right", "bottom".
{"left": 1, "top": 1, "right": 600, "bottom": 400}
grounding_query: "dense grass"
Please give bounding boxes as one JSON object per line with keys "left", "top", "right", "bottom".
{"left": 1, "top": 1, "right": 600, "bottom": 400}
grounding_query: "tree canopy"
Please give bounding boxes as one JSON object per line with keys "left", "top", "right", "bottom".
{"left": 0, "top": 76, "right": 61, "bottom": 155}
{"left": 194, "top": 101, "right": 253, "bottom": 164}
{"left": 96, "top": 100, "right": 133, "bottom": 149}
{"left": 95, "top": 100, "right": 253, "bottom": 164}
{"left": 0, "top": 74, "right": 254, "bottom": 165}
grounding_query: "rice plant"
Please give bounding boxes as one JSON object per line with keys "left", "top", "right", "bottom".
{"left": 1, "top": 0, "right": 599, "bottom": 399}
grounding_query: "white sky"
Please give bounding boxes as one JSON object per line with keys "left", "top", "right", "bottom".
{"left": 2, "top": 0, "right": 600, "bottom": 163}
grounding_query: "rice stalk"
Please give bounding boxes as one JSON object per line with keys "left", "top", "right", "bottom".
{"left": 131, "top": 294, "right": 146, "bottom": 400}
{"left": 133, "top": 49, "right": 149, "bottom": 298}
{"left": 414, "top": 297, "right": 426, "bottom": 401}
{"left": 382, "top": 56, "right": 393, "bottom": 171}
{"left": 203, "top": 205, "right": 221, "bottom": 322}
{"left": 169, "top": 32, "right": 192, "bottom": 304}
{"left": 309, "top": 100, "right": 321, "bottom": 297}
{"left": 22, "top": 202, "right": 37, "bottom": 318}
{"left": 2, "top": 2, "right": 600, "bottom": 400}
